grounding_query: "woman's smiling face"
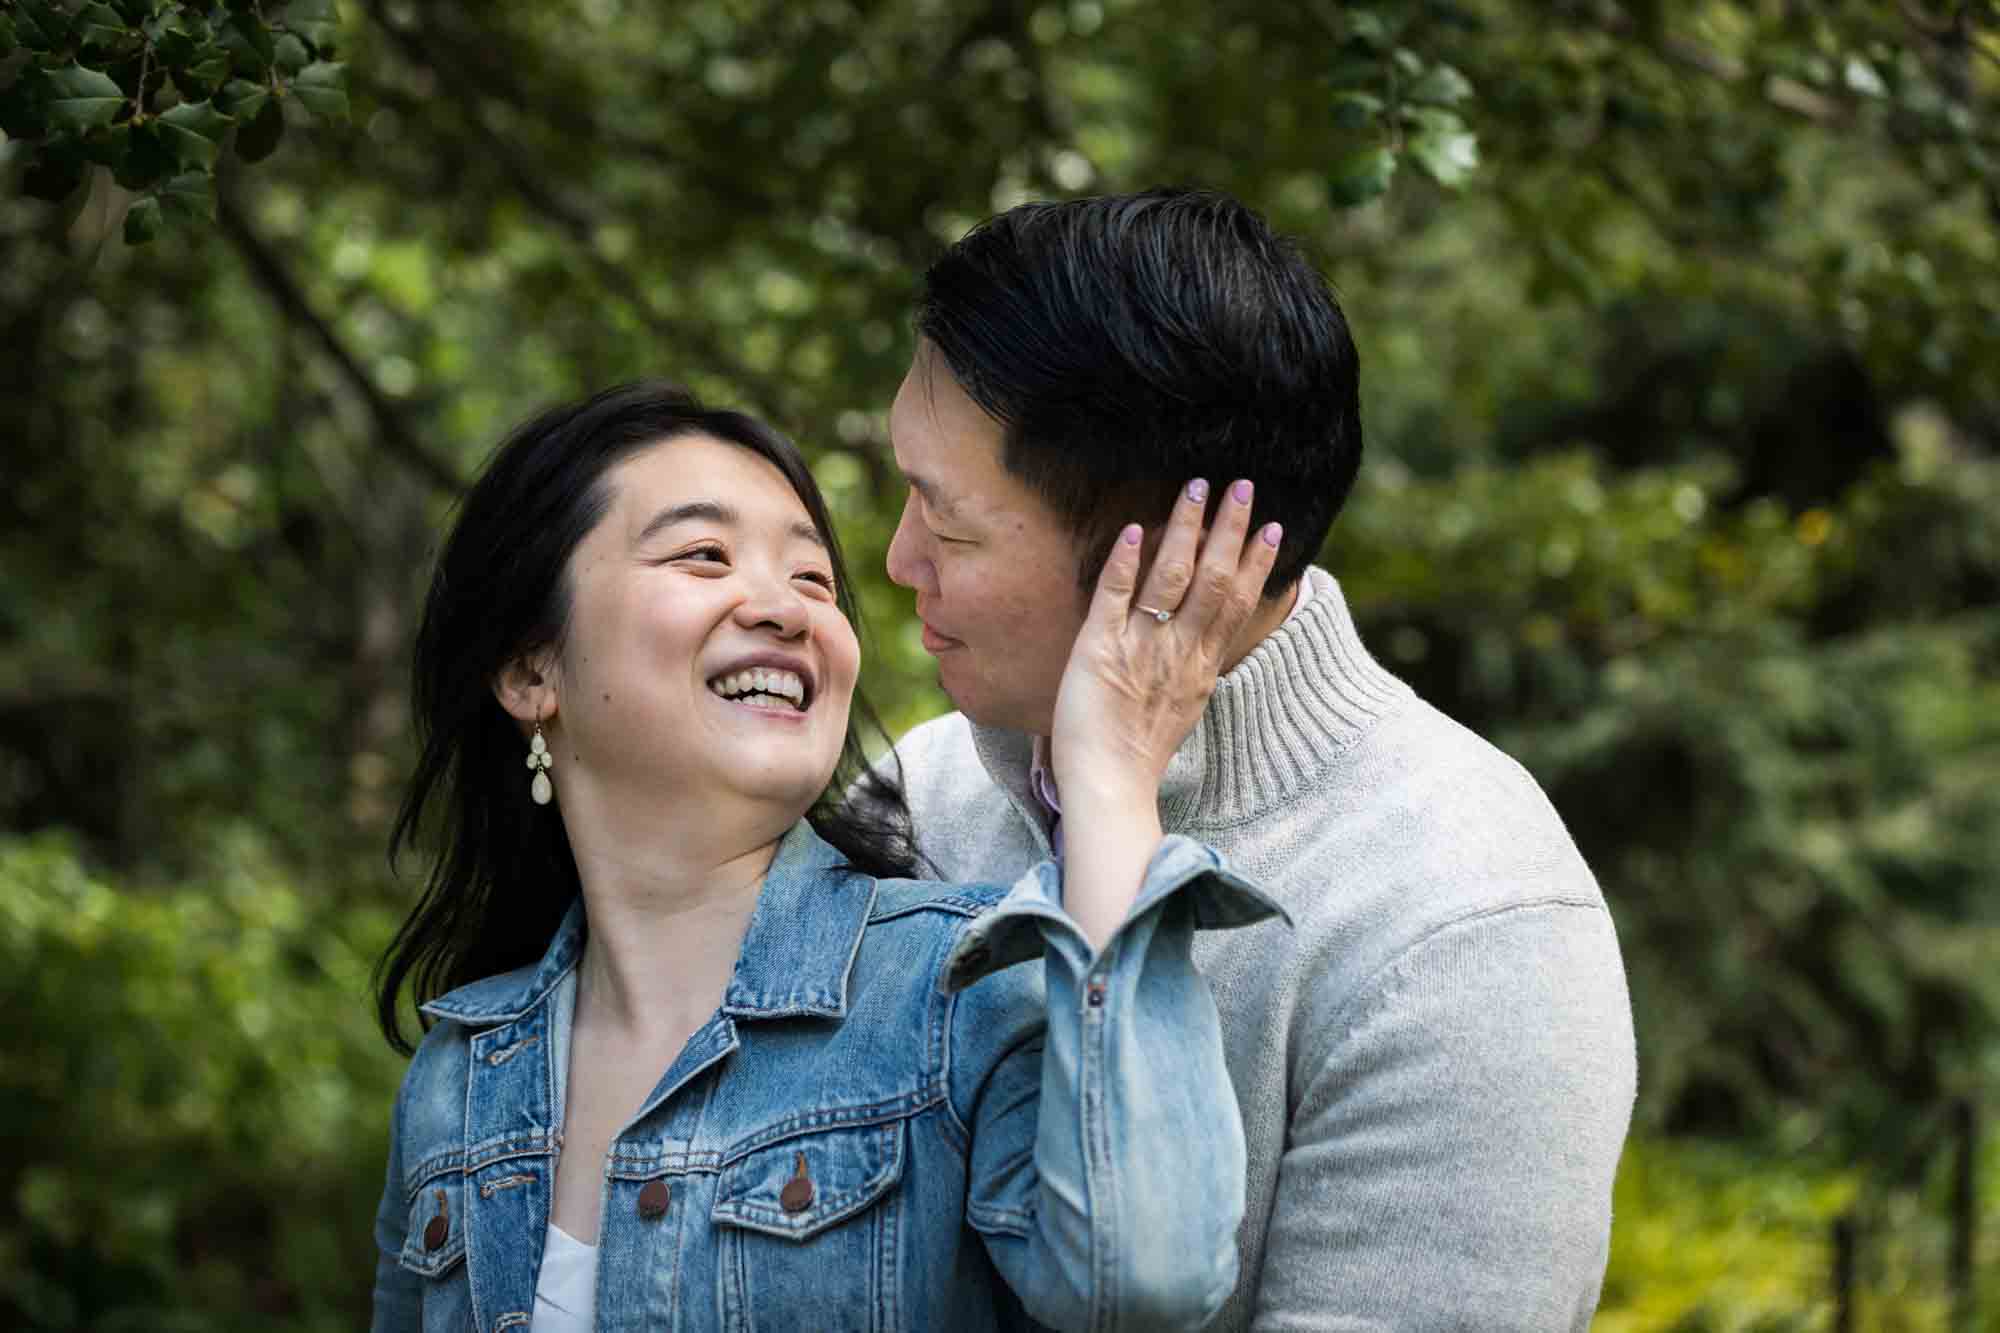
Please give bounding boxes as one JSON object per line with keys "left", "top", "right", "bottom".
{"left": 547, "top": 433, "right": 859, "bottom": 821}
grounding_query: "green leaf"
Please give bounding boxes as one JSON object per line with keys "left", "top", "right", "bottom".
{"left": 217, "top": 78, "right": 270, "bottom": 122}
{"left": 1345, "top": 10, "right": 1388, "bottom": 48}
{"left": 12, "top": 2, "right": 71, "bottom": 50}
{"left": 235, "top": 95, "right": 284, "bottom": 163}
{"left": 124, "top": 194, "right": 164, "bottom": 244}
{"left": 1408, "top": 128, "right": 1480, "bottom": 188}
{"left": 76, "top": 3, "right": 135, "bottom": 51}
{"left": 0, "top": 15, "right": 17, "bottom": 57}
{"left": 157, "top": 99, "right": 234, "bottom": 170}
{"left": 1843, "top": 57, "right": 1886, "bottom": 99}
{"left": 1399, "top": 104, "right": 1467, "bottom": 135}
{"left": 282, "top": 0, "right": 340, "bottom": 54}
{"left": 158, "top": 170, "right": 216, "bottom": 224}
{"left": 289, "top": 60, "right": 347, "bottom": 121}
{"left": 1391, "top": 47, "right": 1424, "bottom": 78}
{"left": 0, "top": 76, "right": 48, "bottom": 139}
{"left": 112, "top": 121, "right": 175, "bottom": 189}
{"left": 21, "top": 153, "right": 87, "bottom": 202}
{"left": 75, "top": 121, "right": 132, "bottom": 166}
{"left": 152, "top": 11, "right": 210, "bottom": 65}
{"left": 272, "top": 32, "right": 311, "bottom": 75}
{"left": 1328, "top": 145, "right": 1397, "bottom": 206}
{"left": 220, "top": 16, "right": 276, "bottom": 74}
{"left": 1332, "top": 91, "right": 1384, "bottom": 130}
{"left": 175, "top": 52, "right": 233, "bottom": 101}
{"left": 1407, "top": 62, "right": 1473, "bottom": 106}
{"left": 42, "top": 63, "right": 129, "bottom": 134}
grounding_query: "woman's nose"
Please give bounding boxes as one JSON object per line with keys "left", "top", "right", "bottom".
{"left": 733, "top": 573, "right": 810, "bottom": 637}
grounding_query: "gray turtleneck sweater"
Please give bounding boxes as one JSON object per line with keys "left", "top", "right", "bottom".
{"left": 892, "top": 567, "right": 1636, "bottom": 1331}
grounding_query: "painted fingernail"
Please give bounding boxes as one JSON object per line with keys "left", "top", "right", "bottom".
{"left": 1186, "top": 478, "right": 1209, "bottom": 503}
{"left": 1232, "top": 479, "right": 1254, "bottom": 504}
{"left": 1262, "top": 522, "right": 1283, "bottom": 547}
{"left": 1121, "top": 523, "right": 1143, "bottom": 545}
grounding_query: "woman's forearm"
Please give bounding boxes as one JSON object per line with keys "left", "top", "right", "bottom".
{"left": 1054, "top": 786, "right": 1163, "bottom": 952}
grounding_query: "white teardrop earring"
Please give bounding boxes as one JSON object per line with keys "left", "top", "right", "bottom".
{"left": 526, "top": 721, "right": 554, "bottom": 805}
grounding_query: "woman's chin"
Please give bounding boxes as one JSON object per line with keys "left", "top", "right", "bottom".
{"left": 708, "top": 761, "right": 841, "bottom": 825}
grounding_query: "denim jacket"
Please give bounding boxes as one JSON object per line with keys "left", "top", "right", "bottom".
{"left": 371, "top": 821, "right": 1285, "bottom": 1333}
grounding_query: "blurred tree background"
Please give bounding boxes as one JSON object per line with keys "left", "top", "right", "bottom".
{"left": 4, "top": 0, "right": 1998, "bottom": 1327}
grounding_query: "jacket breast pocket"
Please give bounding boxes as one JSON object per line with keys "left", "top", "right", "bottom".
{"left": 397, "top": 1169, "right": 474, "bottom": 1327}
{"left": 712, "top": 1118, "right": 906, "bottom": 1333}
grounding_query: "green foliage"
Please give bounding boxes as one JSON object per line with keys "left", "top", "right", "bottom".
{"left": 0, "top": 0, "right": 348, "bottom": 243}
{"left": 1599, "top": 1132, "right": 2000, "bottom": 1331}
{"left": 0, "top": 831, "right": 402, "bottom": 1327}
{"left": 1320, "top": 4, "right": 1484, "bottom": 203}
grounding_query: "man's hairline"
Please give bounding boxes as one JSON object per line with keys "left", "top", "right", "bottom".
{"left": 905, "top": 338, "right": 1304, "bottom": 600}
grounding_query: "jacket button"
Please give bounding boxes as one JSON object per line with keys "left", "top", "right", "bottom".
{"left": 779, "top": 1151, "right": 814, "bottom": 1213}
{"left": 423, "top": 1187, "right": 450, "bottom": 1251}
{"left": 637, "top": 1178, "right": 671, "bottom": 1219}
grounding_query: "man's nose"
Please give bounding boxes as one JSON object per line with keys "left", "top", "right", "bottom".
{"left": 885, "top": 493, "right": 928, "bottom": 591}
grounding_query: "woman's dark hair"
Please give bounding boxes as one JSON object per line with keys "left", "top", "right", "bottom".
{"left": 916, "top": 186, "right": 1363, "bottom": 595}
{"left": 374, "top": 381, "right": 917, "bottom": 1053}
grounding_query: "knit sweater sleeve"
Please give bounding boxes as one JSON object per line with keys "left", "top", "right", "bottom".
{"left": 1252, "top": 900, "right": 1636, "bottom": 1333}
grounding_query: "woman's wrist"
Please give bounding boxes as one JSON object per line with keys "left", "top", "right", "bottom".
{"left": 1057, "top": 800, "right": 1164, "bottom": 954}
{"left": 1049, "top": 756, "right": 1165, "bottom": 817}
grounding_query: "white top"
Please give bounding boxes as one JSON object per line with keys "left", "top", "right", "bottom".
{"left": 530, "top": 1221, "right": 598, "bottom": 1332}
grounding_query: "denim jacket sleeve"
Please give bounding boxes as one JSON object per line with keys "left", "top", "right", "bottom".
{"left": 942, "top": 833, "right": 1288, "bottom": 1332}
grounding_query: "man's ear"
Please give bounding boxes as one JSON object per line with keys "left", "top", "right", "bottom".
{"left": 492, "top": 650, "right": 559, "bottom": 726}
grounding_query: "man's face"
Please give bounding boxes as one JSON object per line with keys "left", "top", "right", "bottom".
{"left": 885, "top": 344, "right": 1089, "bottom": 736}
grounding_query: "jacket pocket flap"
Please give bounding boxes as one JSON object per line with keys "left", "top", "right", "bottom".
{"left": 397, "top": 1175, "right": 466, "bottom": 1278}
{"left": 712, "top": 1120, "right": 904, "bottom": 1242}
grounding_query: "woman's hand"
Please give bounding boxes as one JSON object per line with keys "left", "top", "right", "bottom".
{"left": 1049, "top": 478, "right": 1281, "bottom": 949}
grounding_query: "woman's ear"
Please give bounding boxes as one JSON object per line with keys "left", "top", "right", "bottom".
{"left": 493, "top": 651, "right": 559, "bottom": 727}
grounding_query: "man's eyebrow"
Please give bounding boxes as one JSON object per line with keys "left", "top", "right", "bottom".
{"left": 904, "top": 473, "right": 962, "bottom": 520}
{"left": 636, "top": 500, "right": 826, "bottom": 550}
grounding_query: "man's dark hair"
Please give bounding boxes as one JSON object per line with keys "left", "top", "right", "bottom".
{"left": 916, "top": 187, "right": 1363, "bottom": 594}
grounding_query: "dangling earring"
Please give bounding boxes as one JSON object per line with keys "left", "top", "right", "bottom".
{"left": 526, "top": 721, "right": 554, "bottom": 805}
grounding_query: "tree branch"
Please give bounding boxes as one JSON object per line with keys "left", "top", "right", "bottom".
{"left": 356, "top": 0, "right": 800, "bottom": 420}
{"left": 215, "top": 189, "right": 466, "bottom": 496}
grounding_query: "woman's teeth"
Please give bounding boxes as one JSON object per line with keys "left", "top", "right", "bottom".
{"left": 708, "top": 668, "right": 807, "bottom": 710}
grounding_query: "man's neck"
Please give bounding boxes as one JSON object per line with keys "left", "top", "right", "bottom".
{"left": 1220, "top": 577, "right": 1301, "bottom": 676}
{"left": 1032, "top": 575, "right": 1302, "bottom": 776}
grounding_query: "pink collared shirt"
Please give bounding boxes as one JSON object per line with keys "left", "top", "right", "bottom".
{"left": 1029, "top": 577, "right": 1314, "bottom": 856}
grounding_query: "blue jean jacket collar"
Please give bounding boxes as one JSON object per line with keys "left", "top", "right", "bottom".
{"left": 721, "top": 820, "right": 876, "bottom": 1018}
{"left": 418, "top": 820, "right": 875, "bottom": 1029}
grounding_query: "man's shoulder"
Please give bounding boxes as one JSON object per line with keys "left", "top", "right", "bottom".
{"left": 892, "top": 710, "right": 981, "bottom": 773}
{"left": 1218, "top": 686, "right": 1610, "bottom": 966}
{"left": 883, "top": 711, "right": 1043, "bottom": 883}
{"left": 886, "top": 711, "right": 1001, "bottom": 815}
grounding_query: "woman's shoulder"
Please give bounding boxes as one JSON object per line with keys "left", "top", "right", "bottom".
{"left": 865, "top": 873, "right": 1013, "bottom": 927}
{"left": 847, "top": 873, "right": 1037, "bottom": 1011}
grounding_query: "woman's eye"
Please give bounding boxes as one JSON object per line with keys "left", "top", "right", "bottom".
{"left": 796, "top": 570, "right": 837, "bottom": 592}
{"left": 673, "top": 544, "right": 728, "bottom": 565}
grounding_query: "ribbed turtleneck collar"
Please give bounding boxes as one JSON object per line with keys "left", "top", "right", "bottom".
{"left": 968, "top": 568, "right": 1413, "bottom": 832}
